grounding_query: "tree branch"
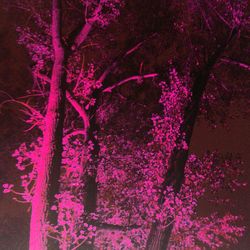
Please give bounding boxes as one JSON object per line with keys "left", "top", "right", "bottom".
{"left": 0, "top": 98, "right": 44, "bottom": 120}
{"left": 64, "top": 129, "right": 87, "bottom": 142}
{"left": 73, "top": 2, "right": 103, "bottom": 49}
{"left": 103, "top": 73, "right": 158, "bottom": 93}
{"left": 89, "top": 220, "right": 141, "bottom": 231}
{"left": 34, "top": 72, "right": 51, "bottom": 83}
{"left": 65, "top": 91, "right": 90, "bottom": 139}
{"left": 97, "top": 35, "right": 156, "bottom": 84}
{"left": 34, "top": 72, "right": 89, "bottom": 137}
{"left": 220, "top": 58, "right": 250, "bottom": 71}
{"left": 72, "top": 239, "right": 87, "bottom": 250}
{"left": 205, "top": 0, "right": 232, "bottom": 28}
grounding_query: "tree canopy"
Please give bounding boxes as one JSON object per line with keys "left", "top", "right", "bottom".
{"left": 1, "top": 0, "right": 249, "bottom": 249}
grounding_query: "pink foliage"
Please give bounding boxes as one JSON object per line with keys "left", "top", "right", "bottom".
{"left": 2, "top": 0, "right": 247, "bottom": 248}
{"left": 3, "top": 66, "right": 246, "bottom": 249}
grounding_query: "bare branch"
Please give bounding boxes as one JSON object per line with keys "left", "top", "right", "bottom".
{"left": 211, "top": 73, "right": 229, "bottom": 92}
{"left": 125, "top": 41, "right": 143, "bottom": 56}
{"left": 24, "top": 122, "right": 40, "bottom": 132}
{"left": 47, "top": 234, "right": 63, "bottom": 243}
{"left": 74, "top": 56, "right": 85, "bottom": 92}
{"left": 66, "top": 91, "right": 90, "bottom": 139}
{"left": 64, "top": 129, "right": 87, "bottom": 142}
{"left": 198, "top": 2, "right": 212, "bottom": 32}
{"left": 220, "top": 58, "right": 250, "bottom": 71}
{"left": 89, "top": 220, "right": 141, "bottom": 231}
{"left": 0, "top": 98, "right": 43, "bottom": 120}
{"left": 71, "top": 239, "right": 88, "bottom": 250}
{"left": 97, "top": 36, "right": 156, "bottom": 84}
{"left": 12, "top": 197, "right": 30, "bottom": 204}
{"left": 205, "top": 0, "right": 232, "bottom": 28}
{"left": 98, "top": 45, "right": 142, "bottom": 84}
{"left": 103, "top": 73, "right": 158, "bottom": 93}
{"left": 34, "top": 72, "right": 51, "bottom": 83}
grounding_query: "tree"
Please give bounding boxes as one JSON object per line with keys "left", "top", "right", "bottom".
{"left": 144, "top": 1, "right": 249, "bottom": 249}
{"left": 2, "top": 0, "right": 126, "bottom": 249}
{"left": 1, "top": 0, "right": 249, "bottom": 249}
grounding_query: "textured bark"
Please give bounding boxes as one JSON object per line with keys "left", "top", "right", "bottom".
{"left": 29, "top": 1, "right": 66, "bottom": 249}
{"left": 80, "top": 90, "right": 100, "bottom": 250}
{"left": 84, "top": 115, "right": 100, "bottom": 212}
{"left": 146, "top": 224, "right": 173, "bottom": 250}
{"left": 145, "top": 28, "right": 239, "bottom": 250}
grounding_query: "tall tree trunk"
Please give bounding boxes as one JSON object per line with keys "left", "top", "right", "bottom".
{"left": 29, "top": 1, "right": 65, "bottom": 249}
{"left": 80, "top": 90, "right": 101, "bottom": 250}
{"left": 145, "top": 29, "right": 239, "bottom": 250}
{"left": 84, "top": 106, "right": 100, "bottom": 214}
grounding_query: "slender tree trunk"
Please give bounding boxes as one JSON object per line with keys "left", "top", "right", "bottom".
{"left": 29, "top": 1, "right": 65, "bottom": 249}
{"left": 145, "top": 29, "right": 239, "bottom": 250}
{"left": 84, "top": 99, "right": 100, "bottom": 214}
{"left": 80, "top": 91, "right": 101, "bottom": 250}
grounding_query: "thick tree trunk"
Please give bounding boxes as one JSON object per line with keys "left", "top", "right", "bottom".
{"left": 29, "top": 50, "right": 65, "bottom": 250}
{"left": 29, "top": 1, "right": 65, "bottom": 249}
{"left": 145, "top": 28, "right": 239, "bottom": 250}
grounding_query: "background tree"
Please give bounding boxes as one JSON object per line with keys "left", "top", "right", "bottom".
{"left": 143, "top": 1, "right": 250, "bottom": 249}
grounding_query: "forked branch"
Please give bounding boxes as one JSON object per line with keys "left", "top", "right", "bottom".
{"left": 73, "top": 1, "right": 103, "bottom": 49}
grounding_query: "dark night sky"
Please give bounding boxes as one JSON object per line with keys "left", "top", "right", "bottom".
{"left": 191, "top": 118, "right": 250, "bottom": 250}
{"left": 0, "top": 4, "right": 250, "bottom": 250}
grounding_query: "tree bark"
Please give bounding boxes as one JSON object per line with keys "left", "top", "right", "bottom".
{"left": 145, "top": 28, "right": 239, "bottom": 250}
{"left": 79, "top": 90, "right": 100, "bottom": 250}
{"left": 84, "top": 96, "right": 100, "bottom": 214}
{"left": 29, "top": 1, "right": 66, "bottom": 249}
